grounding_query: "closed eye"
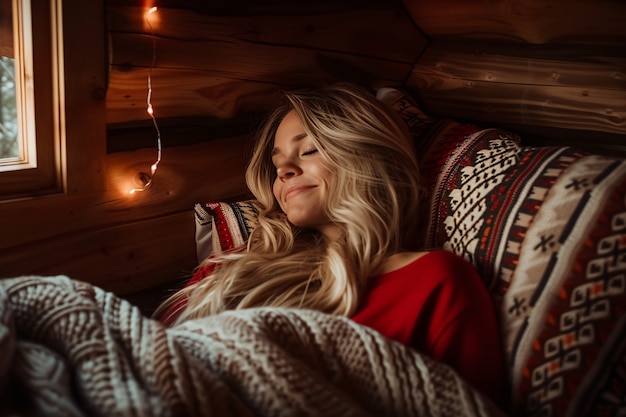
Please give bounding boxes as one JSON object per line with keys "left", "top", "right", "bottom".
{"left": 302, "top": 149, "right": 318, "bottom": 156}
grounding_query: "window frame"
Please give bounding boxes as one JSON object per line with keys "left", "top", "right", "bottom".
{"left": 0, "top": 0, "right": 64, "bottom": 199}
{"left": 0, "top": 0, "right": 106, "bottom": 201}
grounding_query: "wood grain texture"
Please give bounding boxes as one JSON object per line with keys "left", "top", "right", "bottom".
{"left": 0, "top": 135, "right": 251, "bottom": 250}
{"left": 63, "top": 0, "right": 108, "bottom": 194}
{"left": 105, "top": 4, "right": 425, "bottom": 124}
{"left": 0, "top": 0, "right": 12, "bottom": 57}
{"left": 402, "top": 0, "right": 626, "bottom": 45}
{"left": 0, "top": 211, "right": 197, "bottom": 295}
{"left": 106, "top": 61, "right": 409, "bottom": 124}
{"left": 108, "top": 6, "right": 423, "bottom": 63}
{"left": 408, "top": 42, "right": 626, "bottom": 137}
{"left": 0, "top": 136, "right": 252, "bottom": 293}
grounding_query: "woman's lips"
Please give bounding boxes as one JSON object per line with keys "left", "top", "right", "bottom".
{"left": 284, "top": 185, "right": 315, "bottom": 201}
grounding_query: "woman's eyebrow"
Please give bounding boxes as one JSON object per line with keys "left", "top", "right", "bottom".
{"left": 271, "top": 133, "right": 308, "bottom": 156}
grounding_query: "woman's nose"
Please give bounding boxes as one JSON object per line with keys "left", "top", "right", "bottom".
{"left": 276, "top": 162, "right": 302, "bottom": 180}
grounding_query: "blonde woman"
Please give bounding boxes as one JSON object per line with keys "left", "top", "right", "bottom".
{"left": 158, "top": 83, "right": 507, "bottom": 407}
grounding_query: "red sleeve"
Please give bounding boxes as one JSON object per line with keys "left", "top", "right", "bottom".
{"left": 158, "top": 262, "right": 216, "bottom": 326}
{"left": 408, "top": 252, "right": 508, "bottom": 409}
{"left": 352, "top": 250, "right": 509, "bottom": 410}
{"left": 423, "top": 272, "right": 510, "bottom": 409}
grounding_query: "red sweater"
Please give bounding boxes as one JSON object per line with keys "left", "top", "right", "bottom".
{"left": 162, "top": 250, "right": 508, "bottom": 409}
{"left": 352, "top": 250, "right": 508, "bottom": 409}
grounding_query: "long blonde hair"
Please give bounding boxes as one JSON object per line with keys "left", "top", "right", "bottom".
{"left": 158, "top": 83, "right": 422, "bottom": 324}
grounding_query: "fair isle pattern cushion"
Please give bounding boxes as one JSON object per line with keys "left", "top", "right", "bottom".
{"left": 420, "top": 119, "right": 626, "bottom": 417}
{"left": 416, "top": 120, "right": 522, "bottom": 270}
{"left": 194, "top": 200, "right": 260, "bottom": 260}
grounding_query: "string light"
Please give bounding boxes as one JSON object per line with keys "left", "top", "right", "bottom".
{"left": 129, "top": 6, "right": 162, "bottom": 195}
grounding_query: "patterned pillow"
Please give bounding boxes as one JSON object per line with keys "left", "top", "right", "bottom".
{"left": 420, "top": 118, "right": 626, "bottom": 417}
{"left": 376, "top": 86, "right": 434, "bottom": 140}
{"left": 193, "top": 200, "right": 260, "bottom": 261}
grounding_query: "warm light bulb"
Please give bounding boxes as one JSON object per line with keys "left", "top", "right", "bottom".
{"left": 148, "top": 6, "right": 157, "bottom": 14}
{"left": 128, "top": 172, "right": 153, "bottom": 195}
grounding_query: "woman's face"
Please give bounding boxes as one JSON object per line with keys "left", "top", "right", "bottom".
{"left": 271, "top": 110, "right": 340, "bottom": 238}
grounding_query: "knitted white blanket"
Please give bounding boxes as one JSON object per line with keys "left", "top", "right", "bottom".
{"left": 0, "top": 275, "right": 505, "bottom": 417}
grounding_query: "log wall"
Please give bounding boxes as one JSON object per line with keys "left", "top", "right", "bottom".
{"left": 106, "top": 3, "right": 425, "bottom": 124}
{"left": 403, "top": 0, "right": 626, "bottom": 151}
{"left": 1, "top": 0, "right": 625, "bottom": 309}
{"left": 0, "top": 135, "right": 252, "bottom": 295}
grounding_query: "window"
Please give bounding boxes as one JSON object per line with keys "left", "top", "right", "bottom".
{"left": 0, "top": 0, "right": 63, "bottom": 199}
{"left": 0, "top": 0, "right": 18, "bottom": 161}
{"left": 0, "top": 55, "right": 18, "bottom": 161}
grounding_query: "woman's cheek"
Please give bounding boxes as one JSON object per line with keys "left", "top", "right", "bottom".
{"left": 272, "top": 180, "right": 286, "bottom": 211}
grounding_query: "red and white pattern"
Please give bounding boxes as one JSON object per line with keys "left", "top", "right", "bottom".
{"left": 194, "top": 200, "right": 260, "bottom": 259}
{"left": 420, "top": 119, "right": 626, "bottom": 417}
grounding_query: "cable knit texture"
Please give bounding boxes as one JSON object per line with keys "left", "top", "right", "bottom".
{"left": 0, "top": 275, "right": 505, "bottom": 417}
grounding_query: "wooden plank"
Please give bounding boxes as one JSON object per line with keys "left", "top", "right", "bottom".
{"left": 106, "top": 69, "right": 283, "bottom": 123}
{"left": 110, "top": 32, "right": 413, "bottom": 78}
{"left": 106, "top": 116, "right": 255, "bottom": 152}
{"left": 108, "top": 6, "right": 425, "bottom": 64}
{"left": 106, "top": 0, "right": 399, "bottom": 16}
{"left": 0, "top": 135, "right": 251, "bottom": 251}
{"left": 0, "top": 211, "right": 197, "bottom": 296}
{"left": 63, "top": 0, "right": 108, "bottom": 194}
{"left": 416, "top": 43, "right": 626, "bottom": 90}
{"left": 408, "top": 42, "right": 626, "bottom": 137}
{"left": 402, "top": 0, "right": 626, "bottom": 45}
{"left": 105, "top": 4, "right": 422, "bottom": 124}
{"left": 106, "top": 60, "right": 410, "bottom": 124}
{"left": 409, "top": 72, "right": 625, "bottom": 135}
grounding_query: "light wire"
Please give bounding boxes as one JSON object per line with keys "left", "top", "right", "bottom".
{"left": 130, "top": 6, "right": 161, "bottom": 194}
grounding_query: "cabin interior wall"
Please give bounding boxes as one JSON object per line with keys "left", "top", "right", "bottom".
{"left": 402, "top": 0, "right": 626, "bottom": 155}
{"left": 1, "top": 0, "right": 624, "bottom": 310}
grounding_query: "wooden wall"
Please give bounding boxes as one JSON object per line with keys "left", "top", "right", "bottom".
{"left": 103, "top": 0, "right": 626, "bottom": 150}
{"left": 403, "top": 0, "right": 626, "bottom": 153}
{"left": 105, "top": 1, "right": 425, "bottom": 125}
{"left": 0, "top": 136, "right": 251, "bottom": 295}
{"left": 1, "top": 0, "right": 625, "bottom": 310}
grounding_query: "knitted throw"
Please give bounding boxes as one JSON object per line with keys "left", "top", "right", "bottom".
{"left": 0, "top": 275, "right": 505, "bottom": 417}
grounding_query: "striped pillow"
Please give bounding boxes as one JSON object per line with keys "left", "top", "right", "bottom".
{"left": 193, "top": 200, "right": 259, "bottom": 261}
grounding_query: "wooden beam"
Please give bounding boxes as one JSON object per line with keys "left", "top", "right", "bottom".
{"left": 63, "top": 0, "right": 108, "bottom": 194}
{"left": 108, "top": 6, "right": 424, "bottom": 63}
{"left": 106, "top": 62, "right": 411, "bottom": 124}
{"left": 106, "top": 0, "right": 404, "bottom": 17}
{"left": 0, "top": 135, "right": 251, "bottom": 252}
{"left": 402, "top": 0, "right": 626, "bottom": 45}
{"left": 0, "top": 211, "right": 198, "bottom": 296}
{"left": 105, "top": 4, "right": 425, "bottom": 124}
{"left": 409, "top": 42, "right": 626, "bottom": 137}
